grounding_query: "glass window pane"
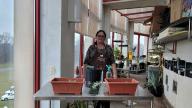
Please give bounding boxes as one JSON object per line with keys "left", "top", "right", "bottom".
{"left": 133, "top": 35, "right": 138, "bottom": 57}
{"left": 108, "top": 32, "right": 113, "bottom": 45}
{"left": 114, "top": 33, "right": 121, "bottom": 51}
{"left": 0, "top": 0, "right": 14, "bottom": 107}
{"left": 74, "top": 33, "right": 80, "bottom": 68}
{"left": 84, "top": 36, "right": 93, "bottom": 58}
{"left": 122, "top": 35, "right": 127, "bottom": 59}
{"left": 140, "top": 36, "right": 145, "bottom": 56}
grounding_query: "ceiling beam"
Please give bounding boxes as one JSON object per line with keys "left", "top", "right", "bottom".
{"left": 114, "top": 10, "right": 123, "bottom": 15}
{"left": 103, "top": 0, "right": 120, "bottom": 2}
{"left": 134, "top": 32, "right": 149, "bottom": 37}
{"left": 103, "top": 0, "right": 167, "bottom": 10}
{"left": 114, "top": 10, "right": 129, "bottom": 19}
{"left": 122, "top": 10, "right": 153, "bottom": 16}
{"left": 129, "top": 16, "right": 151, "bottom": 20}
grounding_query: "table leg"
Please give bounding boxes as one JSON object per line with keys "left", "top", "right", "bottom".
{"left": 150, "top": 99, "right": 154, "bottom": 108}
{"left": 128, "top": 71, "right": 130, "bottom": 78}
{"left": 49, "top": 100, "right": 52, "bottom": 108}
{"left": 130, "top": 100, "right": 133, "bottom": 108}
{"left": 126, "top": 100, "right": 133, "bottom": 108}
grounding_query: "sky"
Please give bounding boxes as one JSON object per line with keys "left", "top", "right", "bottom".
{"left": 0, "top": 0, "right": 14, "bottom": 36}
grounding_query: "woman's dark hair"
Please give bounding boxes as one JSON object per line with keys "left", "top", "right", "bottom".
{"left": 96, "top": 30, "right": 106, "bottom": 38}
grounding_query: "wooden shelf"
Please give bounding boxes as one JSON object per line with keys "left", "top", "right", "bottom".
{"left": 155, "top": 17, "right": 192, "bottom": 44}
{"left": 156, "top": 31, "right": 188, "bottom": 44}
{"left": 158, "top": 17, "right": 191, "bottom": 34}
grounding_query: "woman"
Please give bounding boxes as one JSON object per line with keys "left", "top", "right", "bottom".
{"left": 84, "top": 30, "right": 117, "bottom": 80}
{"left": 84, "top": 30, "right": 117, "bottom": 108}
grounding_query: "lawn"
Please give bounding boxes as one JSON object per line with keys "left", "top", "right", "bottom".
{"left": 0, "top": 69, "right": 14, "bottom": 108}
{"left": 0, "top": 63, "right": 13, "bottom": 68}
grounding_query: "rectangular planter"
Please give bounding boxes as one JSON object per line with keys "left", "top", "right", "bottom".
{"left": 105, "top": 78, "right": 139, "bottom": 95}
{"left": 51, "top": 77, "right": 84, "bottom": 94}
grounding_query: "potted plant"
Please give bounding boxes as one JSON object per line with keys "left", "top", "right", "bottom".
{"left": 67, "top": 100, "right": 87, "bottom": 108}
{"left": 89, "top": 81, "right": 101, "bottom": 94}
{"left": 146, "top": 66, "right": 163, "bottom": 97}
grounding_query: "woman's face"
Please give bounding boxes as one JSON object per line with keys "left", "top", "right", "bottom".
{"left": 96, "top": 32, "right": 105, "bottom": 44}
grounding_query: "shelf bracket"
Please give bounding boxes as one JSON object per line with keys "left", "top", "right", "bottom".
{"left": 172, "top": 41, "right": 177, "bottom": 54}
{"left": 188, "top": 18, "right": 192, "bottom": 40}
{"left": 163, "top": 41, "right": 177, "bottom": 54}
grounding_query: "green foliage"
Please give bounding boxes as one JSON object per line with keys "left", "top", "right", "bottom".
{"left": 0, "top": 71, "right": 14, "bottom": 107}
{"left": 114, "top": 47, "right": 120, "bottom": 60}
{"left": 147, "top": 72, "right": 157, "bottom": 91}
{"left": 146, "top": 67, "right": 163, "bottom": 95}
{"left": 67, "top": 100, "right": 87, "bottom": 108}
{"left": 89, "top": 82, "right": 101, "bottom": 94}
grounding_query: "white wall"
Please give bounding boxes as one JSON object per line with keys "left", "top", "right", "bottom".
{"left": 163, "top": 40, "right": 192, "bottom": 108}
{"left": 14, "top": 0, "right": 34, "bottom": 108}
{"left": 40, "top": 0, "right": 61, "bottom": 90}
{"left": 40, "top": 0, "right": 61, "bottom": 108}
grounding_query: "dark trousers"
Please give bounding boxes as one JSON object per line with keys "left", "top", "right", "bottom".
{"left": 96, "top": 101, "right": 110, "bottom": 108}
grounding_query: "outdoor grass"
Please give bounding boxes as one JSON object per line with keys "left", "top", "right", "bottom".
{"left": 0, "top": 70, "right": 14, "bottom": 108}
{"left": 0, "top": 63, "right": 13, "bottom": 68}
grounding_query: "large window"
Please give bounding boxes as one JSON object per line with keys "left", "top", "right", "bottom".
{"left": 0, "top": 0, "right": 14, "bottom": 107}
{"left": 133, "top": 34, "right": 148, "bottom": 63}
{"left": 122, "top": 35, "right": 128, "bottom": 59}
{"left": 114, "top": 33, "right": 121, "bottom": 51}
{"left": 74, "top": 33, "right": 80, "bottom": 69}
{"left": 83, "top": 36, "right": 93, "bottom": 58}
{"left": 140, "top": 36, "right": 145, "bottom": 56}
{"left": 132, "top": 35, "right": 138, "bottom": 64}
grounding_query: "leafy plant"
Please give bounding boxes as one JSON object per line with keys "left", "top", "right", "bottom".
{"left": 89, "top": 82, "right": 101, "bottom": 94}
{"left": 114, "top": 47, "right": 120, "bottom": 60}
{"left": 67, "top": 100, "right": 87, "bottom": 108}
{"left": 146, "top": 67, "right": 163, "bottom": 97}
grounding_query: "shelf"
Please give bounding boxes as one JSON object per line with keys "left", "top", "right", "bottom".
{"left": 158, "top": 17, "right": 191, "bottom": 34}
{"left": 156, "top": 31, "right": 188, "bottom": 44}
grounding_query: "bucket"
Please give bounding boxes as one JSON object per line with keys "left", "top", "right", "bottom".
{"left": 85, "top": 66, "right": 102, "bottom": 87}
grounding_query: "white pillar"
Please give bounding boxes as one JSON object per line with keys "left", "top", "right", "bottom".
{"left": 61, "top": 0, "right": 75, "bottom": 77}
{"left": 102, "top": 6, "right": 111, "bottom": 40}
{"left": 127, "top": 21, "right": 134, "bottom": 65}
{"left": 40, "top": 0, "right": 61, "bottom": 107}
{"left": 125, "top": 18, "right": 129, "bottom": 66}
{"left": 60, "top": 0, "right": 75, "bottom": 107}
{"left": 14, "top": 0, "right": 34, "bottom": 108}
{"left": 128, "top": 21, "right": 134, "bottom": 51}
